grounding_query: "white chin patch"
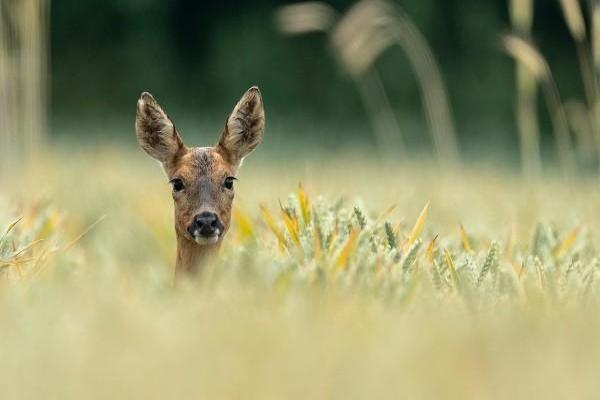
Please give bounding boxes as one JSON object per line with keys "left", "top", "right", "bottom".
{"left": 193, "top": 231, "right": 220, "bottom": 245}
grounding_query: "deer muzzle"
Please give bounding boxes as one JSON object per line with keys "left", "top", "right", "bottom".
{"left": 187, "top": 211, "right": 224, "bottom": 245}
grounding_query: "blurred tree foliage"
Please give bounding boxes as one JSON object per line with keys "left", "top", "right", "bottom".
{"left": 51, "top": 0, "right": 581, "bottom": 144}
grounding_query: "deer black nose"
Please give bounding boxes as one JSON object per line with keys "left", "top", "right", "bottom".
{"left": 189, "top": 212, "right": 220, "bottom": 237}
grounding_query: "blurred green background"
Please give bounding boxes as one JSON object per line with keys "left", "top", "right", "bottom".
{"left": 50, "top": 0, "right": 581, "bottom": 153}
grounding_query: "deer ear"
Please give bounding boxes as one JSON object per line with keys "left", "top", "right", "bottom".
{"left": 135, "top": 92, "right": 185, "bottom": 163}
{"left": 217, "top": 86, "right": 265, "bottom": 165}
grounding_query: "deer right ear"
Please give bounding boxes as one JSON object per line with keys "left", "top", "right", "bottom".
{"left": 217, "top": 86, "right": 265, "bottom": 166}
{"left": 135, "top": 92, "right": 185, "bottom": 163}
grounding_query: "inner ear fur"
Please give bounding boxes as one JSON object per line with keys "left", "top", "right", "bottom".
{"left": 217, "top": 86, "right": 265, "bottom": 165}
{"left": 136, "top": 92, "right": 186, "bottom": 164}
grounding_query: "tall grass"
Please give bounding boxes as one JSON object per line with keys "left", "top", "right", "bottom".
{"left": 278, "top": 0, "right": 600, "bottom": 179}
{"left": 506, "top": 0, "right": 600, "bottom": 178}
{"left": 503, "top": 35, "right": 576, "bottom": 176}
{"left": 2, "top": 148, "right": 600, "bottom": 397}
{"left": 0, "top": 0, "right": 49, "bottom": 164}
{"left": 276, "top": 0, "right": 460, "bottom": 169}
{"left": 3, "top": 147, "right": 600, "bottom": 301}
{"left": 509, "top": 0, "right": 542, "bottom": 179}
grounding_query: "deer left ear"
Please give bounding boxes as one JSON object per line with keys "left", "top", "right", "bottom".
{"left": 217, "top": 86, "right": 265, "bottom": 166}
{"left": 136, "top": 92, "right": 186, "bottom": 164}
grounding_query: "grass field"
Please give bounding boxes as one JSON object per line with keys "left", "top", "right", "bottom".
{"left": 1, "top": 144, "right": 600, "bottom": 399}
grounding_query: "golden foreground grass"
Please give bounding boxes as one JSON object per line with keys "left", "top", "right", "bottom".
{"left": 2, "top": 144, "right": 600, "bottom": 399}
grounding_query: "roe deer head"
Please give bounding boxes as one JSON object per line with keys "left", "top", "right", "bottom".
{"left": 135, "top": 87, "right": 265, "bottom": 275}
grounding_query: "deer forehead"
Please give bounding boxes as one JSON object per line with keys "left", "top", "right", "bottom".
{"left": 167, "top": 147, "right": 234, "bottom": 181}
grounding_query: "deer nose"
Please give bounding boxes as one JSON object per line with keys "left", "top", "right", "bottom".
{"left": 189, "top": 211, "right": 220, "bottom": 237}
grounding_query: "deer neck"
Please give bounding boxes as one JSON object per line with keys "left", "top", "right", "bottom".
{"left": 175, "top": 234, "right": 221, "bottom": 276}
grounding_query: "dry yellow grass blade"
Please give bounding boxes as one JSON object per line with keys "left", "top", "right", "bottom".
{"left": 233, "top": 207, "right": 255, "bottom": 242}
{"left": 280, "top": 207, "right": 300, "bottom": 246}
{"left": 260, "top": 204, "right": 287, "bottom": 251}
{"left": 63, "top": 216, "right": 106, "bottom": 252}
{"left": 459, "top": 224, "right": 474, "bottom": 254}
{"left": 444, "top": 249, "right": 461, "bottom": 288}
{"left": 11, "top": 239, "right": 44, "bottom": 259}
{"left": 425, "top": 234, "right": 439, "bottom": 263}
{"left": 552, "top": 224, "right": 582, "bottom": 259}
{"left": 0, "top": 216, "right": 24, "bottom": 245}
{"left": 403, "top": 202, "right": 430, "bottom": 251}
{"left": 0, "top": 257, "right": 36, "bottom": 267}
{"left": 374, "top": 204, "right": 398, "bottom": 225}
{"left": 327, "top": 232, "right": 338, "bottom": 254}
{"left": 297, "top": 183, "right": 311, "bottom": 226}
{"left": 335, "top": 228, "right": 360, "bottom": 270}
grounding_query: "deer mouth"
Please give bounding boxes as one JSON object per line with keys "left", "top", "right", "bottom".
{"left": 191, "top": 229, "right": 221, "bottom": 245}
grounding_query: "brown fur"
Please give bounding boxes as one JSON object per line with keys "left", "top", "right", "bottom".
{"left": 135, "top": 87, "right": 265, "bottom": 275}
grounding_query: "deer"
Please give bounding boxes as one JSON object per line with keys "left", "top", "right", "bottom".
{"left": 135, "top": 86, "right": 265, "bottom": 276}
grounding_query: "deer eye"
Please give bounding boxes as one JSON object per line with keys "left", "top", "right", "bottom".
{"left": 170, "top": 178, "right": 185, "bottom": 192}
{"left": 224, "top": 176, "right": 236, "bottom": 190}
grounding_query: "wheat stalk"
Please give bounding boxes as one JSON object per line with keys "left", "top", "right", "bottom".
{"left": 560, "top": 0, "right": 586, "bottom": 41}
{"left": 333, "top": 0, "right": 460, "bottom": 169}
{"left": 503, "top": 35, "right": 577, "bottom": 175}
{"left": 0, "top": 0, "right": 49, "bottom": 168}
{"left": 509, "top": 0, "right": 542, "bottom": 179}
{"left": 277, "top": 0, "right": 461, "bottom": 168}
{"left": 477, "top": 241, "right": 500, "bottom": 287}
